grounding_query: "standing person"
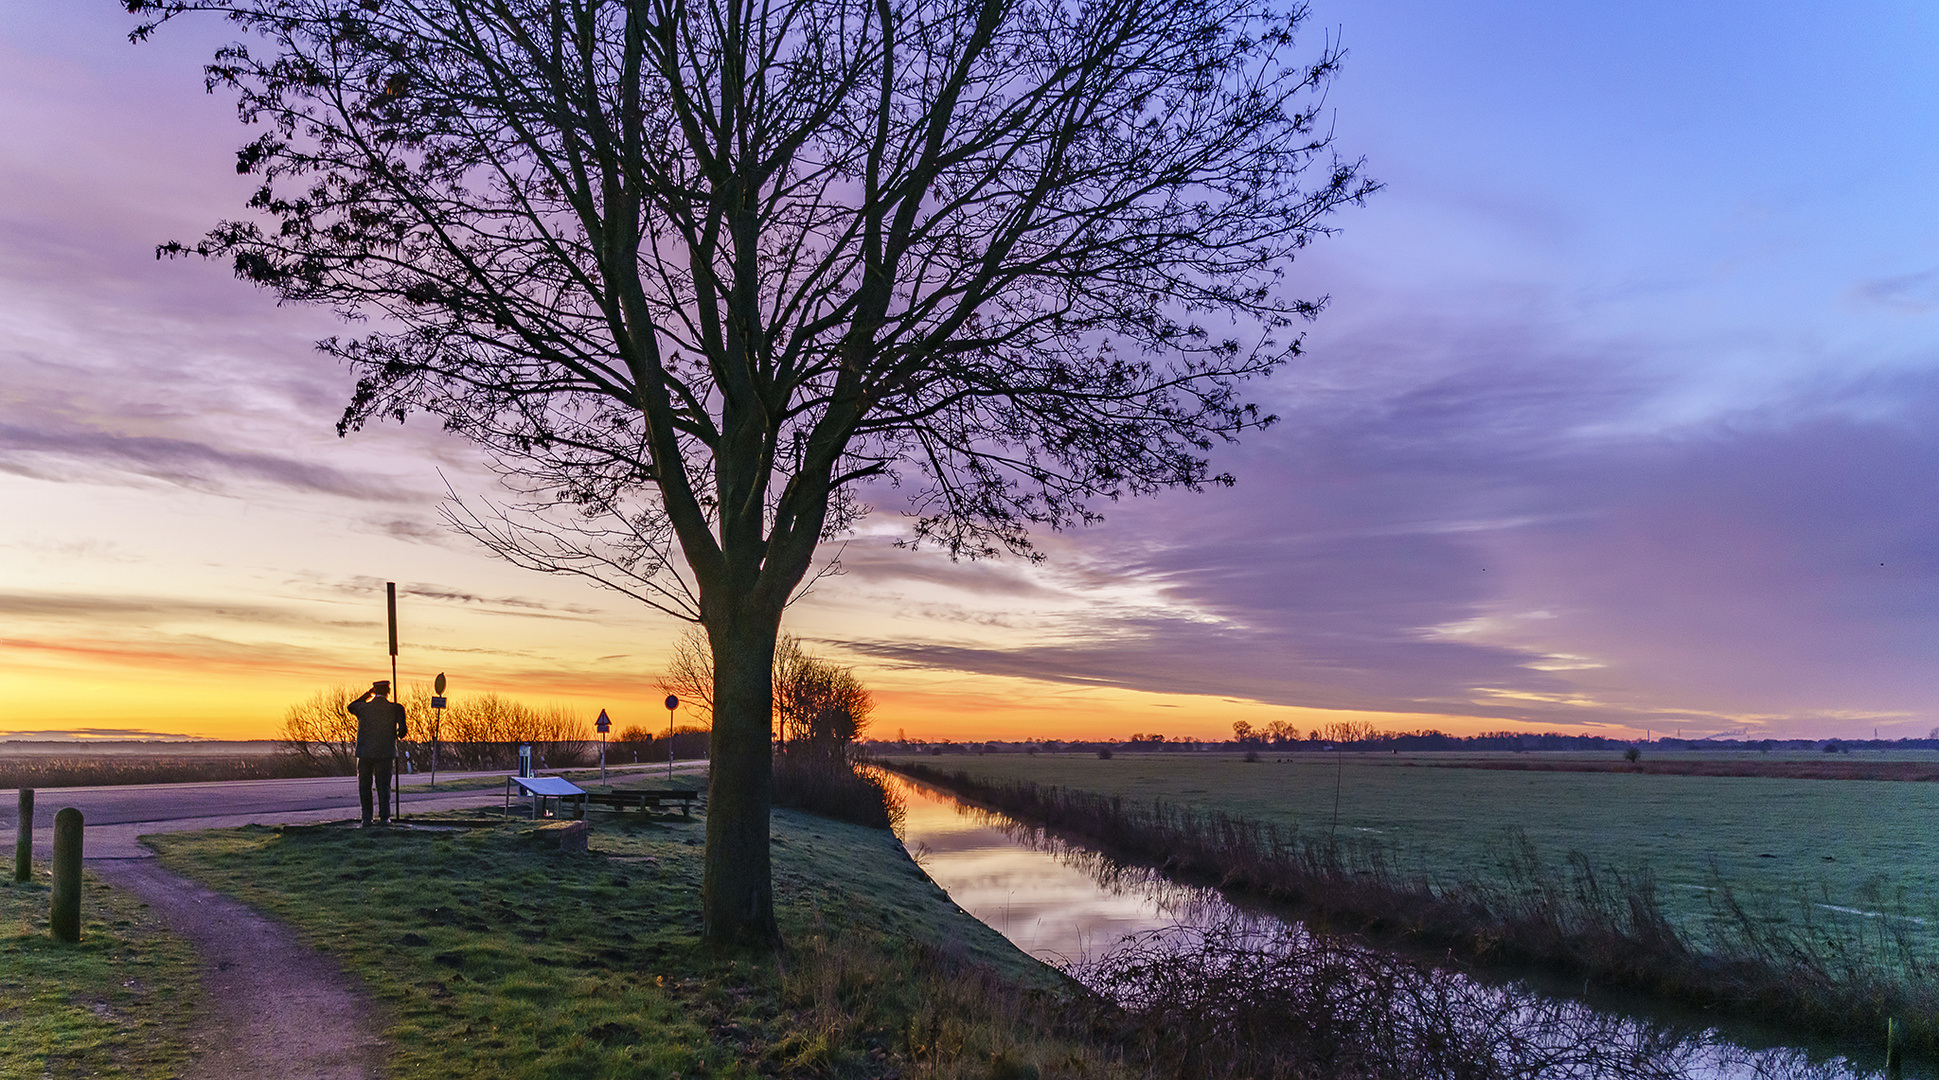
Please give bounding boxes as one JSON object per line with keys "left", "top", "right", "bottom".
{"left": 347, "top": 680, "right": 409, "bottom": 827}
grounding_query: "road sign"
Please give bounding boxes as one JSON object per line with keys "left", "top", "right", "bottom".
{"left": 596, "top": 709, "right": 611, "bottom": 782}
{"left": 665, "top": 696, "right": 678, "bottom": 781}
{"left": 429, "top": 672, "right": 447, "bottom": 787}
{"left": 385, "top": 582, "right": 398, "bottom": 657}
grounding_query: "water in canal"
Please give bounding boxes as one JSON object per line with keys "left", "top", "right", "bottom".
{"left": 883, "top": 771, "right": 1908, "bottom": 1080}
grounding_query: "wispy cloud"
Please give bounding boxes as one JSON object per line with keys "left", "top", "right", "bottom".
{"left": 297, "top": 574, "right": 609, "bottom": 620}
{"left": 0, "top": 422, "right": 415, "bottom": 500}
{"left": 826, "top": 320, "right": 1939, "bottom": 736}
{"left": 1852, "top": 268, "right": 1939, "bottom": 314}
{"left": 0, "top": 633, "right": 366, "bottom": 679}
{"left": 0, "top": 728, "right": 222, "bottom": 741}
{"left": 0, "top": 590, "right": 302, "bottom": 623}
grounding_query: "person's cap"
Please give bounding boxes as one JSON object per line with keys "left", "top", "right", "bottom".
{"left": 372, "top": 679, "right": 391, "bottom": 692}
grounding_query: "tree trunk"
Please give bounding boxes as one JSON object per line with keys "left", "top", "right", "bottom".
{"left": 701, "top": 609, "right": 781, "bottom": 946}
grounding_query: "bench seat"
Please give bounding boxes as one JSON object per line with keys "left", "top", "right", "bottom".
{"left": 581, "top": 788, "right": 700, "bottom": 816}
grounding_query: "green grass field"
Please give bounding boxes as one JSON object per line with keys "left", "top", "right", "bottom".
{"left": 145, "top": 807, "right": 1115, "bottom": 1080}
{"left": 1, "top": 869, "right": 200, "bottom": 1080}
{"left": 883, "top": 752, "right": 1939, "bottom": 959}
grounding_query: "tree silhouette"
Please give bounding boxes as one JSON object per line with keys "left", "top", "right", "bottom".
{"left": 127, "top": 0, "right": 1374, "bottom": 945}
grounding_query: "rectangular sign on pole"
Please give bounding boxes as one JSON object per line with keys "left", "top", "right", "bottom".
{"left": 386, "top": 582, "right": 399, "bottom": 657}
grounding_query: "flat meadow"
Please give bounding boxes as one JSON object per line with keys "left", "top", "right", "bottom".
{"left": 881, "top": 750, "right": 1939, "bottom": 961}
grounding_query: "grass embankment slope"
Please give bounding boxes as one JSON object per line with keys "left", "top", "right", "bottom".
{"left": 884, "top": 752, "right": 1939, "bottom": 953}
{"left": 147, "top": 806, "right": 1120, "bottom": 1080}
{"left": 1, "top": 869, "right": 200, "bottom": 1079}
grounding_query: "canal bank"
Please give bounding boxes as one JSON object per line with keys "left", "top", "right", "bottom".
{"left": 882, "top": 767, "right": 1915, "bottom": 1079}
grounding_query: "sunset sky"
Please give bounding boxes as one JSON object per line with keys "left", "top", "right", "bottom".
{"left": 3, "top": 2, "right": 1937, "bottom": 743}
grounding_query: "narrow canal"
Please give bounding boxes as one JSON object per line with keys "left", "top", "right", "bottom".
{"left": 882, "top": 770, "right": 1908, "bottom": 1080}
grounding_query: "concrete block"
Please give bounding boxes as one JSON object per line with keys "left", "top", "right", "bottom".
{"left": 537, "top": 819, "right": 589, "bottom": 853}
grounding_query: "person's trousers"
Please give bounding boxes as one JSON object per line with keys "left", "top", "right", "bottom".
{"left": 357, "top": 757, "right": 394, "bottom": 824}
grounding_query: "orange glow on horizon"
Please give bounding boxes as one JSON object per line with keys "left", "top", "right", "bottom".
{"left": 861, "top": 684, "right": 1625, "bottom": 743}
{"left": 0, "top": 632, "right": 1649, "bottom": 744}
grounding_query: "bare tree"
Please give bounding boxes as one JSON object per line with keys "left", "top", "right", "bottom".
{"left": 773, "top": 637, "right": 874, "bottom": 762}
{"left": 430, "top": 690, "right": 592, "bottom": 768}
{"left": 127, "top": 0, "right": 1374, "bottom": 945}
{"left": 656, "top": 625, "right": 717, "bottom": 726}
{"left": 663, "top": 626, "right": 872, "bottom": 759}
{"left": 1317, "top": 719, "right": 1380, "bottom": 744}
{"left": 277, "top": 685, "right": 360, "bottom": 773}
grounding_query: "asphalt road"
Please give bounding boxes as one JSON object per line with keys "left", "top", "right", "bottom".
{"left": 2, "top": 762, "right": 711, "bottom": 859}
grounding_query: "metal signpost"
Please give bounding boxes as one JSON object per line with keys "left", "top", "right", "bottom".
{"left": 595, "top": 709, "right": 611, "bottom": 784}
{"left": 387, "top": 582, "right": 402, "bottom": 822}
{"left": 664, "top": 694, "right": 679, "bottom": 782}
{"left": 430, "top": 672, "right": 448, "bottom": 787}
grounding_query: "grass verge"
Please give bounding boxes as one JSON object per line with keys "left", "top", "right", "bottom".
{"left": 396, "top": 765, "right": 707, "bottom": 794}
{"left": 885, "top": 760, "right": 1939, "bottom": 1059}
{"left": 144, "top": 806, "right": 1124, "bottom": 1080}
{"left": 1, "top": 869, "right": 200, "bottom": 1079}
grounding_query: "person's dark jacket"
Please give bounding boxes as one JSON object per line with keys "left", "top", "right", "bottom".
{"left": 349, "top": 698, "right": 408, "bottom": 760}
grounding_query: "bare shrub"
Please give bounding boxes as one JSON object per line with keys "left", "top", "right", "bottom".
{"left": 405, "top": 691, "right": 594, "bottom": 771}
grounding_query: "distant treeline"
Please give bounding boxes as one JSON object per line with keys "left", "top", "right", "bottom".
{"left": 867, "top": 731, "right": 1939, "bottom": 755}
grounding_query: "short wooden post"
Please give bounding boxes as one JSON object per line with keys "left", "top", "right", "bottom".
{"left": 14, "top": 788, "right": 32, "bottom": 883}
{"left": 1886, "top": 1016, "right": 1903, "bottom": 1079}
{"left": 50, "top": 807, "right": 82, "bottom": 943}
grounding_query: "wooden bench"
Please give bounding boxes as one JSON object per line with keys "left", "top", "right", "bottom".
{"left": 504, "top": 777, "right": 701, "bottom": 820}
{"left": 580, "top": 788, "right": 701, "bottom": 817}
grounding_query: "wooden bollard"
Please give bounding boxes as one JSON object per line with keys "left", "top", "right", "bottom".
{"left": 14, "top": 788, "right": 31, "bottom": 883}
{"left": 50, "top": 807, "right": 82, "bottom": 943}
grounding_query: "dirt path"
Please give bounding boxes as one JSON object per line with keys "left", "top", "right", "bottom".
{"left": 91, "top": 858, "right": 388, "bottom": 1080}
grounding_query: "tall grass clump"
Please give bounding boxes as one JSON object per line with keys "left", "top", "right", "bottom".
{"left": 772, "top": 753, "right": 903, "bottom": 830}
{"left": 886, "top": 760, "right": 1939, "bottom": 1055}
{"left": 777, "top": 926, "right": 1109, "bottom": 1079}
{"left": 1071, "top": 916, "right": 1845, "bottom": 1080}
